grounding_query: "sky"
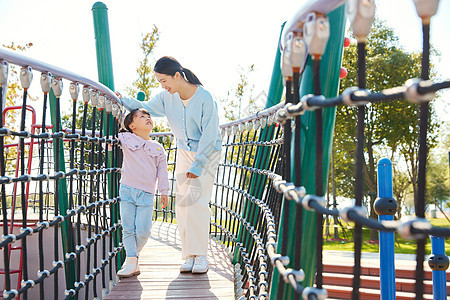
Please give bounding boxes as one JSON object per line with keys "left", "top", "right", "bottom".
{"left": 0, "top": 0, "right": 449, "bottom": 122}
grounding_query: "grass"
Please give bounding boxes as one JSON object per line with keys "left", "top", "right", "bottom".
{"left": 323, "top": 217, "right": 450, "bottom": 255}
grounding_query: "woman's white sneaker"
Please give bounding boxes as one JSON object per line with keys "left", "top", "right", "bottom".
{"left": 192, "top": 255, "right": 208, "bottom": 274}
{"left": 180, "top": 256, "right": 195, "bottom": 273}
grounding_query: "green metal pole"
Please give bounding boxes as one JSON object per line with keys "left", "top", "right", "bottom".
{"left": 48, "top": 90, "right": 76, "bottom": 291}
{"left": 91, "top": 1, "right": 122, "bottom": 268}
{"left": 269, "top": 5, "right": 346, "bottom": 299}
{"left": 137, "top": 91, "right": 146, "bottom": 101}
{"left": 232, "top": 23, "right": 285, "bottom": 265}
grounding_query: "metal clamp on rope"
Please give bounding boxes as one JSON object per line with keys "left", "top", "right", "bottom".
{"left": 85, "top": 274, "right": 94, "bottom": 281}
{"left": 20, "top": 66, "right": 33, "bottom": 89}
{"left": 112, "top": 103, "right": 119, "bottom": 117}
{"left": 0, "top": 60, "right": 8, "bottom": 87}
{"left": 286, "top": 102, "right": 305, "bottom": 118}
{"left": 105, "top": 98, "right": 113, "bottom": 113}
{"left": 412, "top": 0, "right": 440, "bottom": 24}
{"left": 34, "top": 174, "right": 49, "bottom": 181}
{"left": 303, "top": 13, "right": 330, "bottom": 59}
{"left": 19, "top": 227, "right": 34, "bottom": 236}
{"left": 82, "top": 86, "right": 91, "bottom": 104}
{"left": 280, "top": 182, "right": 296, "bottom": 200}
{"left": 69, "top": 82, "right": 79, "bottom": 100}
{"left": 53, "top": 215, "right": 64, "bottom": 223}
{"left": 0, "top": 128, "right": 11, "bottom": 137}
{"left": 66, "top": 208, "right": 76, "bottom": 216}
{"left": 346, "top": 0, "right": 376, "bottom": 42}
{"left": 398, "top": 216, "right": 431, "bottom": 240}
{"left": 3, "top": 289, "right": 18, "bottom": 299}
{"left": 36, "top": 221, "right": 50, "bottom": 230}
{"left": 289, "top": 34, "right": 308, "bottom": 70}
{"left": 65, "top": 289, "right": 75, "bottom": 297}
{"left": 65, "top": 252, "right": 76, "bottom": 260}
{"left": 272, "top": 178, "right": 287, "bottom": 193}
{"left": 98, "top": 95, "right": 106, "bottom": 111}
{"left": 76, "top": 244, "right": 86, "bottom": 252}
{"left": 284, "top": 268, "right": 305, "bottom": 283}
{"left": 281, "top": 33, "right": 294, "bottom": 83}
{"left": 90, "top": 91, "right": 99, "bottom": 107}
{"left": 276, "top": 105, "right": 289, "bottom": 124}
{"left": 37, "top": 270, "right": 50, "bottom": 278}
{"left": 92, "top": 267, "right": 101, "bottom": 275}
{"left": 342, "top": 87, "right": 369, "bottom": 106}
{"left": 51, "top": 78, "right": 63, "bottom": 97}
{"left": 40, "top": 72, "right": 52, "bottom": 93}
{"left": 51, "top": 171, "right": 66, "bottom": 180}
{"left": 339, "top": 206, "right": 366, "bottom": 222}
{"left": 2, "top": 234, "right": 16, "bottom": 243}
{"left": 270, "top": 254, "right": 290, "bottom": 266}
{"left": 0, "top": 176, "right": 13, "bottom": 184}
{"left": 302, "top": 194, "right": 326, "bottom": 211}
{"left": 302, "top": 287, "right": 328, "bottom": 300}
{"left": 21, "top": 279, "right": 35, "bottom": 288}
{"left": 74, "top": 281, "right": 85, "bottom": 288}
{"left": 301, "top": 94, "right": 323, "bottom": 111}
{"left": 404, "top": 78, "right": 435, "bottom": 104}
{"left": 53, "top": 260, "right": 64, "bottom": 268}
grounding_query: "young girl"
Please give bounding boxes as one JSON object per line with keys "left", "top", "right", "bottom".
{"left": 118, "top": 56, "right": 222, "bottom": 274}
{"left": 117, "top": 108, "right": 169, "bottom": 278}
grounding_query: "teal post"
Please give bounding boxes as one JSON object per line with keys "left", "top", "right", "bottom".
{"left": 48, "top": 90, "right": 76, "bottom": 290}
{"left": 91, "top": 1, "right": 122, "bottom": 267}
{"left": 137, "top": 91, "right": 146, "bottom": 101}
{"left": 269, "top": 5, "right": 346, "bottom": 299}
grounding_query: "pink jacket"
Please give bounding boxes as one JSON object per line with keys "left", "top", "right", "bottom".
{"left": 118, "top": 132, "right": 169, "bottom": 195}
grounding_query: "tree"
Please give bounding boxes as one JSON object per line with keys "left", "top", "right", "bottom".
{"left": 334, "top": 19, "right": 440, "bottom": 239}
{"left": 126, "top": 25, "right": 160, "bottom": 101}
{"left": 427, "top": 124, "right": 450, "bottom": 211}
{"left": 220, "top": 64, "right": 262, "bottom": 122}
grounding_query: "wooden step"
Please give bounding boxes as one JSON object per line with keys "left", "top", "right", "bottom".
{"left": 322, "top": 272, "right": 441, "bottom": 294}
{"left": 324, "top": 285, "right": 435, "bottom": 300}
{"left": 323, "top": 264, "right": 433, "bottom": 280}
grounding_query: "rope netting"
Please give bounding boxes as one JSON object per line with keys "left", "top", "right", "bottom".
{"left": 0, "top": 52, "right": 125, "bottom": 299}
{"left": 210, "top": 1, "right": 450, "bottom": 300}
{"left": 0, "top": 1, "right": 449, "bottom": 300}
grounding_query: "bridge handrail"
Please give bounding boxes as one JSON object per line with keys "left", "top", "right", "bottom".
{"left": 0, "top": 48, "right": 121, "bottom": 105}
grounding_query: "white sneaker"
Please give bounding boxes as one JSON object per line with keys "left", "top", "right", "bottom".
{"left": 117, "top": 257, "right": 140, "bottom": 278}
{"left": 180, "top": 256, "right": 195, "bottom": 273}
{"left": 192, "top": 255, "right": 208, "bottom": 274}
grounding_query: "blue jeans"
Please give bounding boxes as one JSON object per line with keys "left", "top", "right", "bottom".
{"left": 119, "top": 184, "right": 154, "bottom": 257}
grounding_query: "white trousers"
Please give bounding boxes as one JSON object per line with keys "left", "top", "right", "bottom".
{"left": 175, "top": 149, "right": 220, "bottom": 259}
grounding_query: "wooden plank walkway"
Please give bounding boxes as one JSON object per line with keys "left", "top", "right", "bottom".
{"left": 105, "top": 221, "right": 235, "bottom": 299}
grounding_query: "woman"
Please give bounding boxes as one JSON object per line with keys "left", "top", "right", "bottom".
{"left": 118, "top": 56, "right": 222, "bottom": 274}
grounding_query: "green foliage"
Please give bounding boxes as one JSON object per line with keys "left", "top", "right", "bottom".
{"left": 220, "top": 65, "right": 262, "bottom": 121}
{"left": 126, "top": 26, "right": 160, "bottom": 101}
{"left": 334, "top": 19, "right": 441, "bottom": 225}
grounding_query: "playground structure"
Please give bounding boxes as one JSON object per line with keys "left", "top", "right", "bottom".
{"left": 0, "top": 0, "right": 449, "bottom": 299}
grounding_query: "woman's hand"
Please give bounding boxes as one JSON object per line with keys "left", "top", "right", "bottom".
{"left": 161, "top": 195, "right": 169, "bottom": 208}
{"left": 186, "top": 172, "right": 199, "bottom": 179}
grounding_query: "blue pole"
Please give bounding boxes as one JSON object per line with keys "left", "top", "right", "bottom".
{"left": 375, "top": 158, "right": 396, "bottom": 299}
{"left": 430, "top": 236, "right": 448, "bottom": 299}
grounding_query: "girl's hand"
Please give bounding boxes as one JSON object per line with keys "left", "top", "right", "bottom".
{"left": 161, "top": 195, "right": 169, "bottom": 208}
{"left": 186, "top": 172, "right": 199, "bottom": 179}
{"left": 115, "top": 91, "right": 122, "bottom": 99}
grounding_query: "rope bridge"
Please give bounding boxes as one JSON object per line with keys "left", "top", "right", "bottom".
{"left": 1, "top": 0, "right": 450, "bottom": 299}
